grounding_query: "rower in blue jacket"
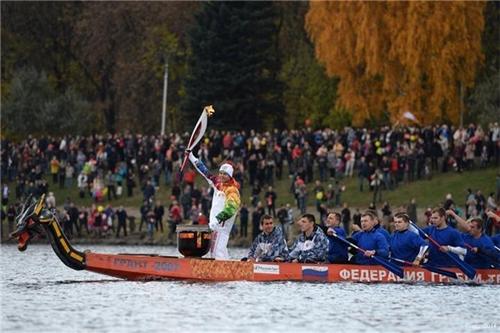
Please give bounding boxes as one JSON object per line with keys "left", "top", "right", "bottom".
{"left": 422, "top": 208, "right": 466, "bottom": 267}
{"left": 323, "top": 212, "right": 348, "bottom": 264}
{"left": 390, "top": 212, "right": 428, "bottom": 265}
{"left": 374, "top": 218, "right": 391, "bottom": 243}
{"left": 486, "top": 211, "right": 500, "bottom": 249}
{"left": 446, "top": 210, "right": 499, "bottom": 268}
{"left": 351, "top": 211, "right": 389, "bottom": 265}
{"left": 492, "top": 234, "right": 500, "bottom": 248}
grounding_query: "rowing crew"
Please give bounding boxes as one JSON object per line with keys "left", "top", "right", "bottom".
{"left": 245, "top": 209, "right": 500, "bottom": 269}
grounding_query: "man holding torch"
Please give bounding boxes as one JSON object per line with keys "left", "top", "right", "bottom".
{"left": 182, "top": 106, "right": 241, "bottom": 259}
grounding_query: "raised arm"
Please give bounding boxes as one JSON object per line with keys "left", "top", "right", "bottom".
{"left": 187, "top": 151, "right": 214, "bottom": 187}
{"left": 486, "top": 210, "right": 500, "bottom": 223}
{"left": 446, "top": 209, "right": 470, "bottom": 232}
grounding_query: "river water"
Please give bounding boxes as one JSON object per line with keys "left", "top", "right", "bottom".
{"left": 1, "top": 244, "right": 499, "bottom": 333}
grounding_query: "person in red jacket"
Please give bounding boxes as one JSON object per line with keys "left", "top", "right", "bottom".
{"left": 168, "top": 200, "right": 182, "bottom": 239}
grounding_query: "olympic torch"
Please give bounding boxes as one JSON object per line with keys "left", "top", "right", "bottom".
{"left": 178, "top": 105, "right": 215, "bottom": 178}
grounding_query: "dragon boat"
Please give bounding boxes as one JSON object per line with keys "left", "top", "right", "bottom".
{"left": 10, "top": 195, "right": 500, "bottom": 284}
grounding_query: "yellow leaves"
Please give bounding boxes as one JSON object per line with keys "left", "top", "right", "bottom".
{"left": 306, "top": 1, "right": 485, "bottom": 125}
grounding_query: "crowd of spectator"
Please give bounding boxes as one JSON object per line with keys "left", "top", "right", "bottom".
{"left": 1, "top": 122, "right": 499, "bottom": 241}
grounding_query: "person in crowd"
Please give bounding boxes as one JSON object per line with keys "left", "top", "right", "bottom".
{"left": 370, "top": 168, "right": 383, "bottom": 203}
{"left": 190, "top": 203, "right": 201, "bottom": 224}
{"left": 46, "top": 192, "right": 56, "bottom": 208}
{"left": 407, "top": 198, "right": 417, "bottom": 224}
{"left": 351, "top": 211, "right": 390, "bottom": 265}
{"left": 264, "top": 186, "right": 277, "bottom": 217}
{"left": 358, "top": 156, "right": 370, "bottom": 192}
{"left": 143, "top": 180, "right": 155, "bottom": 203}
{"left": 252, "top": 202, "right": 265, "bottom": 241}
{"left": 77, "top": 172, "right": 88, "bottom": 198}
{"left": 293, "top": 176, "right": 307, "bottom": 214}
{"left": 7, "top": 204, "right": 16, "bottom": 234}
{"left": 323, "top": 212, "right": 349, "bottom": 264}
{"left": 446, "top": 210, "right": 499, "bottom": 268}
{"left": 166, "top": 199, "right": 180, "bottom": 236}
{"left": 352, "top": 208, "right": 361, "bottom": 231}
{"left": 247, "top": 215, "right": 288, "bottom": 262}
{"left": 66, "top": 202, "right": 80, "bottom": 238}
{"left": 180, "top": 186, "right": 193, "bottom": 220}
{"left": 288, "top": 214, "right": 328, "bottom": 263}
{"left": 116, "top": 206, "right": 128, "bottom": 237}
{"left": 139, "top": 200, "right": 150, "bottom": 232}
{"left": 126, "top": 172, "right": 135, "bottom": 197}
{"left": 146, "top": 207, "right": 156, "bottom": 240}
{"left": 187, "top": 149, "right": 241, "bottom": 260}
{"left": 486, "top": 211, "right": 500, "bottom": 246}
{"left": 239, "top": 203, "right": 249, "bottom": 238}
{"left": 78, "top": 208, "right": 88, "bottom": 236}
{"left": 340, "top": 203, "right": 351, "bottom": 235}
{"left": 106, "top": 170, "right": 117, "bottom": 201}
{"left": 93, "top": 206, "right": 104, "bottom": 237}
{"left": 2, "top": 184, "right": 9, "bottom": 207}
{"left": 422, "top": 207, "right": 467, "bottom": 267}
{"left": 390, "top": 212, "right": 428, "bottom": 265}
{"left": 50, "top": 156, "right": 59, "bottom": 184}
{"left": 277, "top": 203, "right": 293, "bottom": 241}
{"left": 374, "top": 214, "right": 391, "bottom": 243}
{"left": 154, "top": 200, "right": 165, "bottom": 232}
{"left": 104, "top": 205, "right": 115, "bottom": 234}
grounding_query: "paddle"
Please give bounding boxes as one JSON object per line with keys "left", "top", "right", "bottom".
{"left": 390, "top": 257, "right": 458, "bottom": 279}
{"left": 409, "top": 221, "right": 477, "bottom": 279}
{"left": 463, "top": 243, "right": 499, "bottom": 268}
{"left": 330, "top": 232, "right": 405, "bottom": 278}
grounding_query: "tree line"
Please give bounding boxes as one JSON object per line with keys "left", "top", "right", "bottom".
{"left": 1, "top": 1, "right": 498, "bottom": 138}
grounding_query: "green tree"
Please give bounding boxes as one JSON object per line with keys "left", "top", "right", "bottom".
{"left": 183, "top": 2, "right": 283, "bottom": 130}
{"left": 276, "top": 2, "right": 339, "bottom": 129}
{"left": 3, "top": 67, "right": 93, "bottom": 138}
{"left": 2, "top": 2, "right": 198, "bottom": 134}
{"left": 1, "top": 2, "right": 87, "bottom": 93}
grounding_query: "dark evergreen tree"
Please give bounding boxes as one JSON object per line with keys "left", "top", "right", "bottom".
{"left": 183, "top": 2, "right": 283, "bottom": 130}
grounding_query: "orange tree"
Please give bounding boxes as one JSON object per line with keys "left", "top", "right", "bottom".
{"left": 305, "top": 1, "right": 485, "bottom": 126}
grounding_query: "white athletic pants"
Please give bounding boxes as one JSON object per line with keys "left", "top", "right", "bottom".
{"left": 209, "top": 219, "right": 234, "bottom": 260}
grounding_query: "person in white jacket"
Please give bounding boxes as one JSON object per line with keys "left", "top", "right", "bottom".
{"left": 186, "top": 150, "right": 241, "bottom": 259}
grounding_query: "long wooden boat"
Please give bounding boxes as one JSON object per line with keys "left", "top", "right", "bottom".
{"left": 11, "top": 195, "right": 500, "bottom": 284}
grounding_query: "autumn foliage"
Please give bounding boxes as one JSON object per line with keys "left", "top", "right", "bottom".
{"left": 306, "top": 1, "right": 485, "bottom": 126}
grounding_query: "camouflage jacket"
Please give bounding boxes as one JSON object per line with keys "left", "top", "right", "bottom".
{"left": 248, "top": 226, "right": 289, "bottom": 261}
{"left": 288, "top": 225, "right": 329, "bottom": 263}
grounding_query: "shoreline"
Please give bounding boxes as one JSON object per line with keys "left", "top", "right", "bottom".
{"left": 1, "top": 232, "right": 254, "bottom": 248}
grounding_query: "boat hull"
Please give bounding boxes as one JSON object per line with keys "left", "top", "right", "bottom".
{"left": 85, "top": 253, "right": 500, "bottom": 284}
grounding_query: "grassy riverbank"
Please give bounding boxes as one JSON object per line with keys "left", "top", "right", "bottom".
{"left": 4, "top": 167, "right": 498, "bottom": 209}
{"left": 2, "top": 166, "right": 498, "bottom": 246}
